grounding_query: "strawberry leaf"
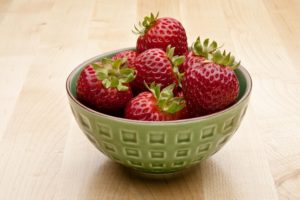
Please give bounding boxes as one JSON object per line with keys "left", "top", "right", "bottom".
{"left": 145, "top": 82, "right": 161, "bottom": 99}
{"left": 166, "top": 45, "right": 175, "bottom": 60}
{"left": 228, "top": 55, "right": 235, "bottom": 66}
{"left": 172, "top": 55, "right": 185, "bottom": 66}
{"left": 223, "top": 52, "right": 231, "bottom": 65}
{"left": 110, "top": 76, "right": 119, "bottom": 88}
{"left": 97, "top": 72, "right": 107, "bottom": 80}
{"left": 117, "top": 84, "right": 128, "bottom": 91}
{"left": 92, "top": 63, "right": 101, "bottom": 70}
{"left": 212, "top": 50, "right": 223, "bottom": 63}
{"left": 160, "top": 83, "right": 174, "bottom": 99}
{"left": 92, "top": 58, "right": 136, "bottom": 91}
{"left": 192, "top": 37, "right": 219, "bottom": 58}
{"left": 203, "top": 38, "right": 209, "bottom": 47}
{"left": 166, "top": 46, "right": 186, "bottom": 87}
{"left": 146, "top": 83, "right": 186, "bottom": 114}
{"left": 211, "top": 50, "right": 241, "bottom": 69}
{"left": 164, "top": 97, "right": 185, "bottom": 113}
{"left": 132, "top": 12, "right": 159, "bottom": 35}
{"left": 232, "top": 61, "right": 241, "bottom": 70}
{"left": 208, "top": 41, "right": 218, "bottom": 52}
{"left": 102, "top": 79, "right": 111, "bottom": 88}
{"left": 119, "top": 68, "right": 132, "bottom": 75}
{"left": 112, "top": 59, "right": 122, "bottom": 70}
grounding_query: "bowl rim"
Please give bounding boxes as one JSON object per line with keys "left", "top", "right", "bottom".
{"left": 66, "top": 47, "right": 252, "bottom": 125}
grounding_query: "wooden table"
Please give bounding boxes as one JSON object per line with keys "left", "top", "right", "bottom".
{"left": 1, "top": 0, "right": 299, "bottom": 199}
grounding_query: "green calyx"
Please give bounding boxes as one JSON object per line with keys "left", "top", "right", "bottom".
{"left": 192, "top": 37, "right": 219, "bottom": 58}
{"left": 145, "top": 82, "right": 186, "bottom": 114}
{"left": 92, "top": 58, "right": 135, "bottom": 91}
{"left": 166, "top": 45, "right": 185, "bottom": 86}
{"left": 211, "top": 50, "right": 241, "bottom": 70}
{"left": 192, "top": 36, "right": 241, "bottom": 69}
{"left": 132, "top": 12, "right": 159, "bottom": 35}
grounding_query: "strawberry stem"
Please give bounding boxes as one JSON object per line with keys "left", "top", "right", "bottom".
{"left": 132, "top": 12, "right": 159, "bottom": 35}
{"left": 145, "top": 82, "right": 186, "bottom": 114}
{"left": 211, "top": 50, "right": 241, "bottom": 69}
{"left": 92, "top": 58, "right": 136, "bottom": 91}
{"left": 192, "top": 37, "right": 220, "bottom": 58}
{"left": 166, "top": 45, "right": 185, "bottom": 87}
{"left": 191, "top": 37, "right": 241, "bottom": 69}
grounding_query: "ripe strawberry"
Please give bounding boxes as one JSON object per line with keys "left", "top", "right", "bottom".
{"left": 112, "top": 50, "right": 137, "bottom": 67}
{"left": 133, "top": 46, "right": 184, "bottom": 92}
{"left": 133, "top": 13, "right": 188, "bottom": 56}
{"left": 125, "top": 83, "right": 188, "bottom": 121}
{"left": 180, "top": 37, "right": 219, "bottom": 73}
{"left": 182, "top": 49, "right": 240, "bottom": 117}
{"left": 77, "top": 58, "right": 135, "bottom": 115}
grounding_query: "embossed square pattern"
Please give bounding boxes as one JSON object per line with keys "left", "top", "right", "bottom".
{"left": 148, "top": 132, "right": 165, "bottom": 144}
{"left": 201, "top": 125, "right": 216, "bottom": 139}
{"left": 176, "top": 131, "right": 192, "bottom": 144}
{"left": 150, "top": 151, "right": 165, "bottom": 159}
{"left": 74, "top": 111, "right": 244, "bottom": 173}
{"left": 97, "top": 123, "right": 112, "bottom": 138}
{"left": 103, "top": 142, "right": 116, "bottom": 153}
{"left": 151, "top": 163, "right": 165, "bottom": 168}
{"left": 176, "top": 149, "right": 189, "bottom": 157}
{"left": 125, "top": 148, "right": 140, "bottom": 157}
{"left": 198, "top": 143, "right": 211, "bottom": 153}
{"left": 67, "top": 49, "right": 251, "bottom": 174}
{"left": 223, "top": 117, "right": 235, "bottom": 133}
{"left": 79, "top": 114, "right": 91, "bottom": 130}
{"left": 121, "top": 129, "right": 138, "bottom": 144}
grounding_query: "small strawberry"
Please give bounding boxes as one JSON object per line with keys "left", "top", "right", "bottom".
{"left": 180, "top": 37, "right": 219, "bottom": 73}
{"left": 112, "top": 50, "right": 137, "bottom": 67}
{"left": 133, "top": 46, "right": 184, "bottom": 92}
{"left": 182, "top": 49, "right": 240, "bottom": 117}
{"left": 125, "top": 83, "right": 188, "bottom": 121}
{"left": 77, "top": 58, "right": 135, "bottom": 115}
{"left": 133, "top": 12, "right": 188, "bottom": 56}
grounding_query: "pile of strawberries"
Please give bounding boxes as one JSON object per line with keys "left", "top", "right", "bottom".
{"left": 77, "top": 13, "right": 240, "bottom": 121}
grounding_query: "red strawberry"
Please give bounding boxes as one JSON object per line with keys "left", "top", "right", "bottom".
{"left": 182, "top": 49, "right": 240, "bottom": 117}
{"left": 134, "top": 13, "right": 188, "bottom": 56}
{"left": 77, "top": 58, "right": 135, "bottom": 115}
{"left": 125, "top": 83, "right": 188, "bottom": 121}
{"left": 133, "top": 46, "right": 184, "bottom": 92}
{"left": 180, "top": 37, "right": 219, "bottom": 73}
{"left": 112, "top": 50, "right": 137, "bottom": 67}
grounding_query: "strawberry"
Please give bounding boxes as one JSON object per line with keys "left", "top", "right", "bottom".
{"left": 112, "top": 50, "right": 137, "bottom": 67}
{"left": 124, "top": 83, "right": 188, "bottom": 121}
{"left": 133, "top": 13, "right": 188, "bottom": 56}
{"left": 77, "top": 58, "right": 135, "bottom": 115}
{"left": 133, "top": 46, "right": 184, "bottom": 92}
{"left": 182, "top": 49, "right": 240, "bottom": 117}
{"left": 180, "top": 37, "right": 219, "bottom": 73}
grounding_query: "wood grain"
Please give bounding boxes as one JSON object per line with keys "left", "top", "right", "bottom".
{"left": 0, "top": 0, "right": 299, "bottom": 199}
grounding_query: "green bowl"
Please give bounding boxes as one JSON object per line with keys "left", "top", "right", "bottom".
{"left": 66, "top": 48, "right": 252, "bottom": 174}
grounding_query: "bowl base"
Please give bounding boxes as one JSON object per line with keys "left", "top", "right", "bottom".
{"left": 123, "top": 164, "right": 201, "bottom": 180}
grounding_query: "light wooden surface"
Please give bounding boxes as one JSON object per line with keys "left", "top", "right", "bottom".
{"left": 0, "top": 0, "right": 300, "bottom": 199}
